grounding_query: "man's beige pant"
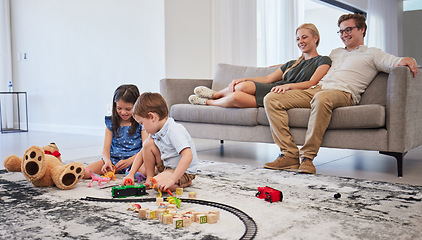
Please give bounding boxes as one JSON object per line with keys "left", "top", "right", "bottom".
{"left": 264, "top": 86, "right": 354, "bottom": 160}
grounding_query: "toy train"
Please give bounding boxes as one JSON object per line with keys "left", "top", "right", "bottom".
{"left": 112, "top": 184, "right": 147, "bottom": 198}
{"left": 256, "top": 186, "right": 283, "bottom": 203}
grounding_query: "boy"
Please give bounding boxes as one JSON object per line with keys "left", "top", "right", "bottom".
{"left": 131, "top": 92, "right": 198, "bottom": 192}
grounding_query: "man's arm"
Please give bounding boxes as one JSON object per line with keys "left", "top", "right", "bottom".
{"left": 398, "top": 57, "right": 418, "bottom": 77}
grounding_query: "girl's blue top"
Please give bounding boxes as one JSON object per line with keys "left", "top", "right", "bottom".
{"left": 105, "top": 116, "right": 143, "bottom": 166}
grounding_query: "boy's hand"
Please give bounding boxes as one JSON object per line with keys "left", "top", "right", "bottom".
{"left": 121, "top": 175, "right": 134, "bottom": 186}
{"left": 154, "top": 172, "right": 176, "bottom": 192}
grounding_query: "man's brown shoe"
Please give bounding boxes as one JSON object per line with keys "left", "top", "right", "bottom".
{"left": 298, "top": 157, "right": 316, "bottom": 174}
{"left": 264, "top": 154, "right": 300, "bottom": 170}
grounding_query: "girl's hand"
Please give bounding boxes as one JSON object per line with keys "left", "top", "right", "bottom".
{"left": 271, "top": 84, "right": 292, "bottom": 94}
{"left": 101, "top": 161, "right": 114, "bottom": 174}
{"left": 114, "top": 158, "right": 132, "bottom": 172}
{"left": 229, "top": 79, "right": 245, "bottom": 92}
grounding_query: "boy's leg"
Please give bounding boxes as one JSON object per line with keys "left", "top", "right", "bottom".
{"left": 142, "top": 138, "right": 161, "bottom": 187}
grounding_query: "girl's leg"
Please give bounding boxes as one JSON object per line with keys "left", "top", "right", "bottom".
{"left": 142, "top": 138, "right": 161, "bottom": 187}
{"left": 83, "top": 159, "right": 105, "bottom": 178}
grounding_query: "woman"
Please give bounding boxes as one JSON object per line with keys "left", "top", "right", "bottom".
{"left": 188, "top": 23, "right": 332, "bottom": 108}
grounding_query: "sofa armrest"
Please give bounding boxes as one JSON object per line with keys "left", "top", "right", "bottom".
{"left": 160, "top": 78, "right": 213, "bottom": 108}
{"left": 386, "top": 66, "right": 422, "bottom": 152}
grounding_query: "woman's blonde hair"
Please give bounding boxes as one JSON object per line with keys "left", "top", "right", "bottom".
{"left": 282, "top": 23, "right": 320, "bottom": 79}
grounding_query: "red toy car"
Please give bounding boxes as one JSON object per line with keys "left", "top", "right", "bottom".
{"left": 256, "top": 186, "right": 283, "bottom": 203}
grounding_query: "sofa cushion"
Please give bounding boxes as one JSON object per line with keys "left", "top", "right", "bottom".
{"left": 257, "top": 104, "right": 385, "bottom": 129}
{"left": 212, "top": 63, "right": 279, "bottom": 91}
{"left": 171, "top": 104, "right": 258, "bottom": 126}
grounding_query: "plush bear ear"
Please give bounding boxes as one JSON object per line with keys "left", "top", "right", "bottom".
{"left": 42, "top": 143, "right": 62, "bottom": 162}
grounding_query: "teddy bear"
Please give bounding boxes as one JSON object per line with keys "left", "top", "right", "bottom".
{"left": 3, "top": 143, "right": 84, "bottom": 190}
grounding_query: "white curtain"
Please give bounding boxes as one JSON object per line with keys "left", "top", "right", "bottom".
{"left": 366, "top": 0, "right": 400, "bottom": 56}
{"left": 212, "top": 0, "right": 257, "bottom": 68}
{"left": 0, "top": 0, "right": 14, "bottom": 129}
{"left": 0, "top": 0, "right": 12, "bottom": 91}
{"left": 257, "top": 0, "right": 304, "bottom": 67}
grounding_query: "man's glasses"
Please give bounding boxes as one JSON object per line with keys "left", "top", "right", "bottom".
{"left": 337, "top": 26, "right": 358, "bottom": 36}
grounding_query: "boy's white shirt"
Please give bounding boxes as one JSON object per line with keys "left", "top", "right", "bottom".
{"left": 150, "top": 117, "right": 198, "bottom": 174}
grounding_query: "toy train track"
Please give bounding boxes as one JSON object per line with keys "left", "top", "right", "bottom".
{"left": 81, "top": 196, "right": 257, "bottom": 240}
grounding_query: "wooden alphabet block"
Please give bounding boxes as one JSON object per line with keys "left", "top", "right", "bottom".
{"left": 182, "top": 216, "right": 192, "bottom": 226}
{"left": 174, "top": 218, "right": 184, "bottom": 228}
{"left": 138, "top": 208, "right": 149, "bottom": 219}
{"left": 208, "top": 210, "right": 220, "bottom": 220}
{"left": 175, "top": 188, "right": 183, "bottom": 195}
{"left": 198, "top": 214, "right": 207, "bottom": 224}
{"left": 146, "top": 210, "right": 156, "bottom": 219}
{"left": 156, "top": 197, "right": 164, "bottom": 206}
{"left": 188, "top": 192, "right": 197, "bottom": 199}
{"left": 207, "top": 213, "right": 218, "bottom": 224}
{"left": 163, "top": 214, "right": 173, "bottom": 224}
{"left": 156, "top": 208, "right": 166, "bottom": 219}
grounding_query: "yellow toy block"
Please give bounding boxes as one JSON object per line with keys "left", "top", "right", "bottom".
{"left": 175, "top": 188, "right": 183, "bottom": 195}
{"left": 146, "top": 210, "right": 156, "bottom": 219}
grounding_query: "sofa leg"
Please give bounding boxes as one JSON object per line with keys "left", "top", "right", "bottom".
{"left": 379, "top": 151, "right": 407, "bottom": 177}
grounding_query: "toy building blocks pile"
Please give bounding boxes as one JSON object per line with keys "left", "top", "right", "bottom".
{"left": 127, "top": 189, "right": 219, "bottom": 228}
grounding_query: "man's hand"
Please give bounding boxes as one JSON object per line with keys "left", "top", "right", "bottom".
{"left": 398, "top": 57, "right": 418, "bottom": 77}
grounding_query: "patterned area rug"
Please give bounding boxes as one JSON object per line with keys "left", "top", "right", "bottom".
{"left": 0, "top": 160, "right": 421, "bottom": 240}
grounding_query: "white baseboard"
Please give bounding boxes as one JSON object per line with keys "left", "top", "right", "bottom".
{"left": 29, "top": 123, "right": 104, "bottom": 136}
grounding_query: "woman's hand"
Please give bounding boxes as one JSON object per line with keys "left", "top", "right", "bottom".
{"left": 114, "top": 158, "right": 133, "bottom": 172}
{"left": 271, "top": 84, "right": 292, "bottom": 94}
{"left": 229, "top": 79, "right": 245, "bottom": 92}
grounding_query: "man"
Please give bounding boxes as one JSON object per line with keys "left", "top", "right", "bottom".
{"left": 263, "top": 13, "right": 418, "bottom": 174}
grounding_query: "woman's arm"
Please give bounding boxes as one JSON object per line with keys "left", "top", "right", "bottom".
{"left": 271, "top": 64, "right": 330, "bottom": 94}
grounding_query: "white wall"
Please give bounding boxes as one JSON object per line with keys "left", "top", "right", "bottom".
{"left": 11, "top": 0, "right": 166, "bottom": 135}
{"left": 164, "top": 0, "right": 212, "bottom": 79}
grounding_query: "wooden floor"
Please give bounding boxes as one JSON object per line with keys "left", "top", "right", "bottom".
{"left": 1, "top": 131, "right": 421, "bottom": 186}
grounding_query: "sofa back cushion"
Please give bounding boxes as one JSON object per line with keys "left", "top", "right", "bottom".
{"left": 359, "top": 72, "right": 388, "bottom": 106}
{"left": 213, "top": 63, "right": 389, "bottom": 106}
{"left": 212, "top": 63, "right": 279, "bottom": 91}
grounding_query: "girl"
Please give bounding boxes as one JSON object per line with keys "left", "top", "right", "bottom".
{"left": 83, "top": 84, "right": 148, "bottom": 178}
{"left": 188, "top": 23, "right": 332, "bottom": 108}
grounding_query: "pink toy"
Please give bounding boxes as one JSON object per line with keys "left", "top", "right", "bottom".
{"left": 86, "top": 168, "right": 111, "bottom": 187}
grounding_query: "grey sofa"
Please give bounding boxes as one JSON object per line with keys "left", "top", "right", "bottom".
{"left": 160, "top": 63, "right": 422, "bottom": 177}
